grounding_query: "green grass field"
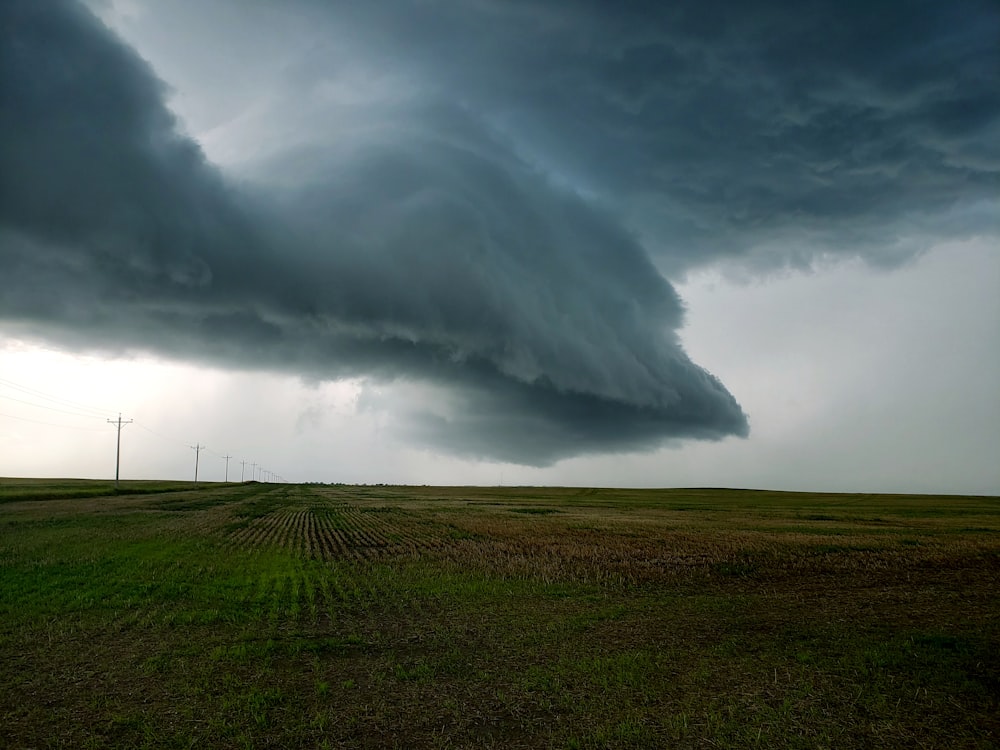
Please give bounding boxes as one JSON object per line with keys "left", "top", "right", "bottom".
{"left": 1, "top": 480, "right": 997, "bottom": 748}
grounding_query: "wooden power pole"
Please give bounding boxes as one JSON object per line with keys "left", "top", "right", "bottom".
{"left": 107, "top": 413, "right": 133, "bottom": 488}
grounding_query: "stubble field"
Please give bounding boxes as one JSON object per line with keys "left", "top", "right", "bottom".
{"left": 1, "top": 479, "right": 997, "bottom": 748}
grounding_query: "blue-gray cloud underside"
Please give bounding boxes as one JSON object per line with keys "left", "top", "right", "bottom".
{"left": 0, "top": 1, "right": 748, "bottom": 464}
{"left": 266, "top": 0, "right": 996, "bottom": 273}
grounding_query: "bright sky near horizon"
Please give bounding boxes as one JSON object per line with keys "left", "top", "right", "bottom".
{"left": 1, "top": 0, "right": 998, "bottom": 493}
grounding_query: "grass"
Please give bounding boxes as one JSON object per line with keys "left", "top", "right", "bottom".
{"left": 0, "top": 477, "right": 228, "bottom": 503}
{"left": 0, "top": 479, "right": 997, "bottom": 748}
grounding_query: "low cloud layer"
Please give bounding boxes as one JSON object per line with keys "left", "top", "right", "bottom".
{"left": 0, "top": 0, "right": 748, "bottom": 464}
{"left": 353, "top": 0, "right": 998, "bottom": 273}
{"left": 2, "top": 0, "right": 997, "bottom": 464}
{"left": 133, "top": 0, "right": 998, "bottom": 273}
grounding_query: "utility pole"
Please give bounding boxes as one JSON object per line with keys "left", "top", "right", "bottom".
{"left": 107, "top": 413, "right": 133, "bottom": 488}
{"left": 223, "top": 454, "right": 232, "bottom": 483}
{"left": 240, "top": 459, "right": 246, "bottom": 482}
{"left": 191, "top": 444, "right": 203, "bottom": 483}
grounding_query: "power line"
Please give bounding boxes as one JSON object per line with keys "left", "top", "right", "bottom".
{"left": 204, "top": 445, "right": 227, "bottom": 460}
{"left": 0, "top": 410, "right": 108, "bottom": 431}
{"left": 107, "top": 413, "right": 133, "bottom": 487}
{"left": 0, "top": 392, "right": 110, "bottom": 420}
{"left": 0, "top": 376, "right": 116, "bottom": 418}
{"left": 0, "top": 378, "right": 288, "bottom": 484}
{"left": 191, "top": 444, "right": 204, "bottom": 484}
{"left": 134, "top": 421, "right": 189, "bottom": 448}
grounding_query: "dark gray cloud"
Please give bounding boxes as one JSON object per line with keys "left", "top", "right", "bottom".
{"left": 236, "top": 0, "right": 1000, "bottom": 273}
{"left": 3, "top": 0, "right": 998, "bottom": 463}
{"left": 0, "top": 0, "right": 747, "bottom": 464}
{"left": 88, "top": 0, "right": 998, "bottom": 276}
{"left": 275, "top": 0, "right": 999, "bottom": 273}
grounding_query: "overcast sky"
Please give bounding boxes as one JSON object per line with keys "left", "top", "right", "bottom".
{"left": 1, "top": 0, "right": 998, "bottom": 493}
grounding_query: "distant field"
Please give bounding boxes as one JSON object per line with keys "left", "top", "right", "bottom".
{"left": 0, "top": 477, "right": 215, "bottom": 503}
{"left": 1, "top": 480, "right": 997, "bottom": 748}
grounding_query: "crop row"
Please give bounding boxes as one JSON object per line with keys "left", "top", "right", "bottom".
{"left": 220, "top": 493, "right": 995, "bottom": 588}
{"left": 225, "top": 505, "right": 451, "bottom": 560}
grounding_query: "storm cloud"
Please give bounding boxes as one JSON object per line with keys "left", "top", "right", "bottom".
{"left": 0, "top": 0, "right": 748, "bottom": 463}
{"left": 344, "top": 0, "right": 999, "bottom": 273}
{"left": 156, "top": 0, "right": 999, "bottom": 272}
{"left": 2, "top": 0, "right": 997, "bottom": 464}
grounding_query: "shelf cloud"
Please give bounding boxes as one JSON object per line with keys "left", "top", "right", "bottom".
{"left": 2, "top": 0, "right": 997, "bottom": 463}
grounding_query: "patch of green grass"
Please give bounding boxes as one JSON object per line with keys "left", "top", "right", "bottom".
{"left": 712, "top": 560, "right": 759, "bottom": 577}
{"left": 1, "top": 481, "right": 997, "bottom": 749}
{"left": 0, "top": 477, "right": 213, "bottom": 503}
{"left": 509, "top": 506, "right": 561, "bottom": 515}
{"left": 811, "top": 544, "right": 881, "bottom": 554}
